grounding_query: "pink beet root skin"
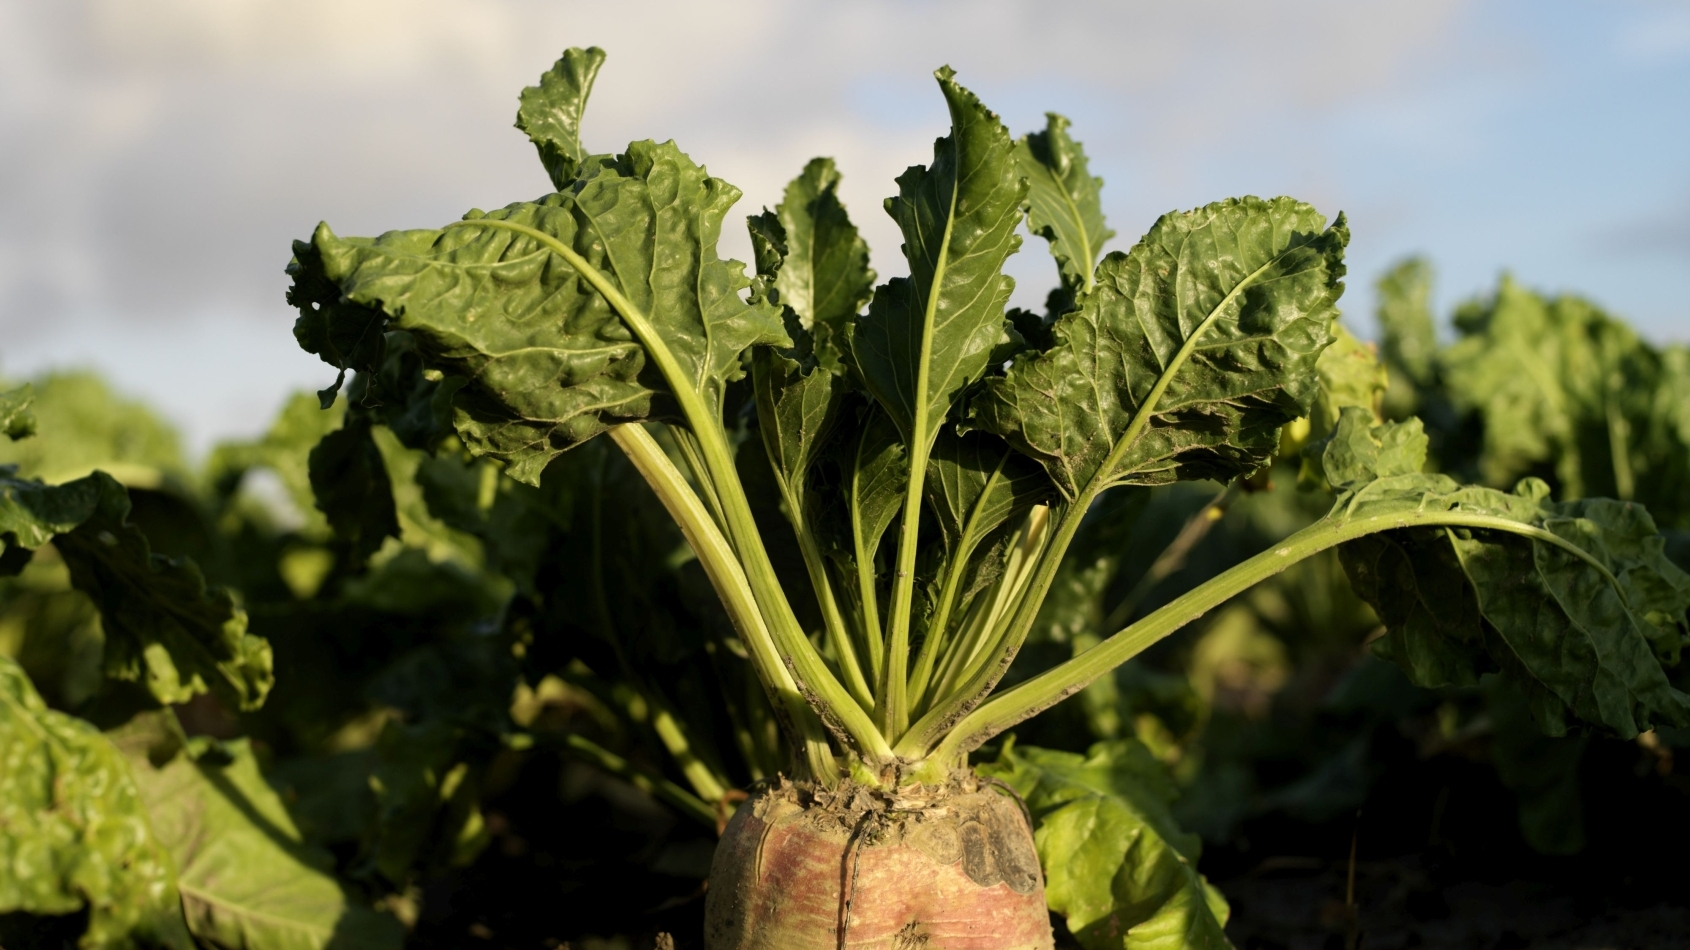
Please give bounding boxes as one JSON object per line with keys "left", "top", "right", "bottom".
{"left": 705, "top": 777, "right": 1055, "bottom": 950}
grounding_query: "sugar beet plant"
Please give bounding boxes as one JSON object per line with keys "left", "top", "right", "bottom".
{"left": 279, "top": 47, "right": 1690, "bottom": 949}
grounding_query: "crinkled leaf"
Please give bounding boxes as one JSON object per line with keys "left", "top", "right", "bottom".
{"left": 1017, "top": 113, "right": 1113, "bottom": 304}
{"left": 848, "top": 67, "right": 1025, "bottom": 449}
{"left": 982, "top": 739, "right": 1230, "bottom": 950}
{"left": 292, "top": 140, "right": 786, "bottom": 485}
{"left": 0, "top": 469, "right": 273, "bottom": 710}
{"left": 1, "top": 384, "right": 36, "bottom": 441}
{"left": 975, "top": 197, "right": 1346, "bottom": 499}
{"left": 515, "top": 46, "right": 606, "bottom": 190}
{"left": 0, "top": 657, "right": 192, "bottom": 949}
{"left": 1327, "top": 412, "right": 1690, "bottom": 736}
{"left": 1318, "top": 407, "right": 1429, "bottom": 492}
{"left": 108, "top": 714, "right": 405, "bottom": 950}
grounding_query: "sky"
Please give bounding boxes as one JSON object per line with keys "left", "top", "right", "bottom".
{"left": 1, "top": 0, "right": 1686, "bottom": 455}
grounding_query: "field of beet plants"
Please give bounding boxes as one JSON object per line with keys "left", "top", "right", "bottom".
{"left": 3, "top": 47, "right": 1689, "bottom": 950}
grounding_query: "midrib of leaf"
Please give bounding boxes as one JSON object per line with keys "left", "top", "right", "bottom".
{"left": 1091, "top": 249, "right": 1289, "bottom": 496}
{"left": 881, "top": 173, "right": 960, "bottom": 741}
{"left": 852, "top": 425, "right": 888, "bottom": 686}
{"left": 177, "top": 883, "right": 336, "bottom": 940}
{"left": 1039, "top": 163, "right": 1096, "bottom": 293}
{"left": 1443, "top": 519, "right": 1630, "bottom": 675}
{"left": 446, "top": 218, "right": 894, "bottom": 763}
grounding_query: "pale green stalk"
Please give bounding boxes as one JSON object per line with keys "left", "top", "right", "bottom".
{"left": 921, "top": 507, "right": 1629, "bottom": 770}
{"left": 877, "top": 156, "right": 966, "bottom": 740}
{"left": 452, "top": 219, "right": 892, "bottom": 766}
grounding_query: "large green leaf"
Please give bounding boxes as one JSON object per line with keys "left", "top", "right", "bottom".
{"left": 848, "top": 67, "right": 1025, "bottom": 450}
{"left": 515, "top": 46, "right": 606, "bottom": 190}
{"left": 0, "top": 470, "right": 273, "bottom": 710}
{"left": 0, "top": 657, "right": 191, "bottom": 949}
{"left": 754, "top": 157, "right": 875, "bottom": 375}
{"left": 982, "top": 739, "right": 1230, "bottom": 950}
{"left": 1016, "top": 113, "right": 1113, "bottom": 304}
{"left": 1324, "top": 409, "right": 1690, "bottom": 736}
{"left": 974, "top": 197, "right": 1346, "bottom": 500}
{"left": 108, "top": 714, "right": 405, "bottom": 950}
{"left": 292, "top": 140, "right": 787, "bottom": 485}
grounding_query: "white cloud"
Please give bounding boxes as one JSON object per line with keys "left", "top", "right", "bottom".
{"left": 0, "top": 0, "right": 1486, "bottom": 450}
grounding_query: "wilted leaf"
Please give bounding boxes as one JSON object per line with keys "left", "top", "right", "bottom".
{"left": 975, "top": 197, "right": 1346, "bottom": 500}
{"left": 982, "top": 739, "right": 1230, "bottom": 950}
{"left": 308, "top": 414, "right": 400, "bottom": 566}
{"left": 1326, "top": 411, "right": 1690, "bottom": 736}
{"left": 0, "top": 657, "right": 191, "bottom": 949}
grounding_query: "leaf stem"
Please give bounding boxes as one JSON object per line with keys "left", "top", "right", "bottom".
{"left": 454, "top": 218, "right": 893, "bottom": 767}
{"left": 608, "top": 425, "right": 836, "bottom": 779}
{"left": 927, "top": 506, "right": 1631, "bottom": 761}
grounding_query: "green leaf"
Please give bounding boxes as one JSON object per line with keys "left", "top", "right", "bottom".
{"left": 1309, "top": 323, "right": 1387, "bottom": 439}
{"left": 1017, "top": 113, "right": 1114, "bottom": 301}
{"left": 981, "top": 739, "right": 1230, "bottom": 950}
{"left": 0, "top": 384, "right": 36, "bottom": 441}
{"left": 1375, "top": 257, "right": 1437, "bottom": 389}
{"left": 926, "top": 428, "right": 1053, "bottom": 565}
{"left": 107, "top": 714, "right": 405, "bottom": 950}
{"left": 0, "top": 657, "right": 192, "bottom": 949}
{"left": 53, "top": 475, "right": 274, "bottom": 711}
{"left": 753, "top": 349, "right": 847, "bottom": 506}
{"left": 848, "top": 67, "right": 1026, "bottom": 450}
{"left": 1326, "top": 411, "right": 1690, "bottom": 736}
{"left": 758, "top": 157, "right": 875, "bottom": 374}
{"left": 0, "top": 373, "right": 187, "bottom": 487}
{"left": 293, "top": 140, "right": 787, "bottom": 485}
{"left": 308, "top": 414, "right": 400, "bottom": 566}
{"left": 515, "top": 46, "right": 607, "bottom": 190}
{"left": 1443, "top": 278, "right": 1651, "bottom": 502}
{"left": 974, "top": 197, "right": 1347, "bottom": 500}
{"left": 0, "top": 469, "right": 273, "bottom": 710}
{"left": 1485, "top": 676, "right": 1588, "bottom": 855}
